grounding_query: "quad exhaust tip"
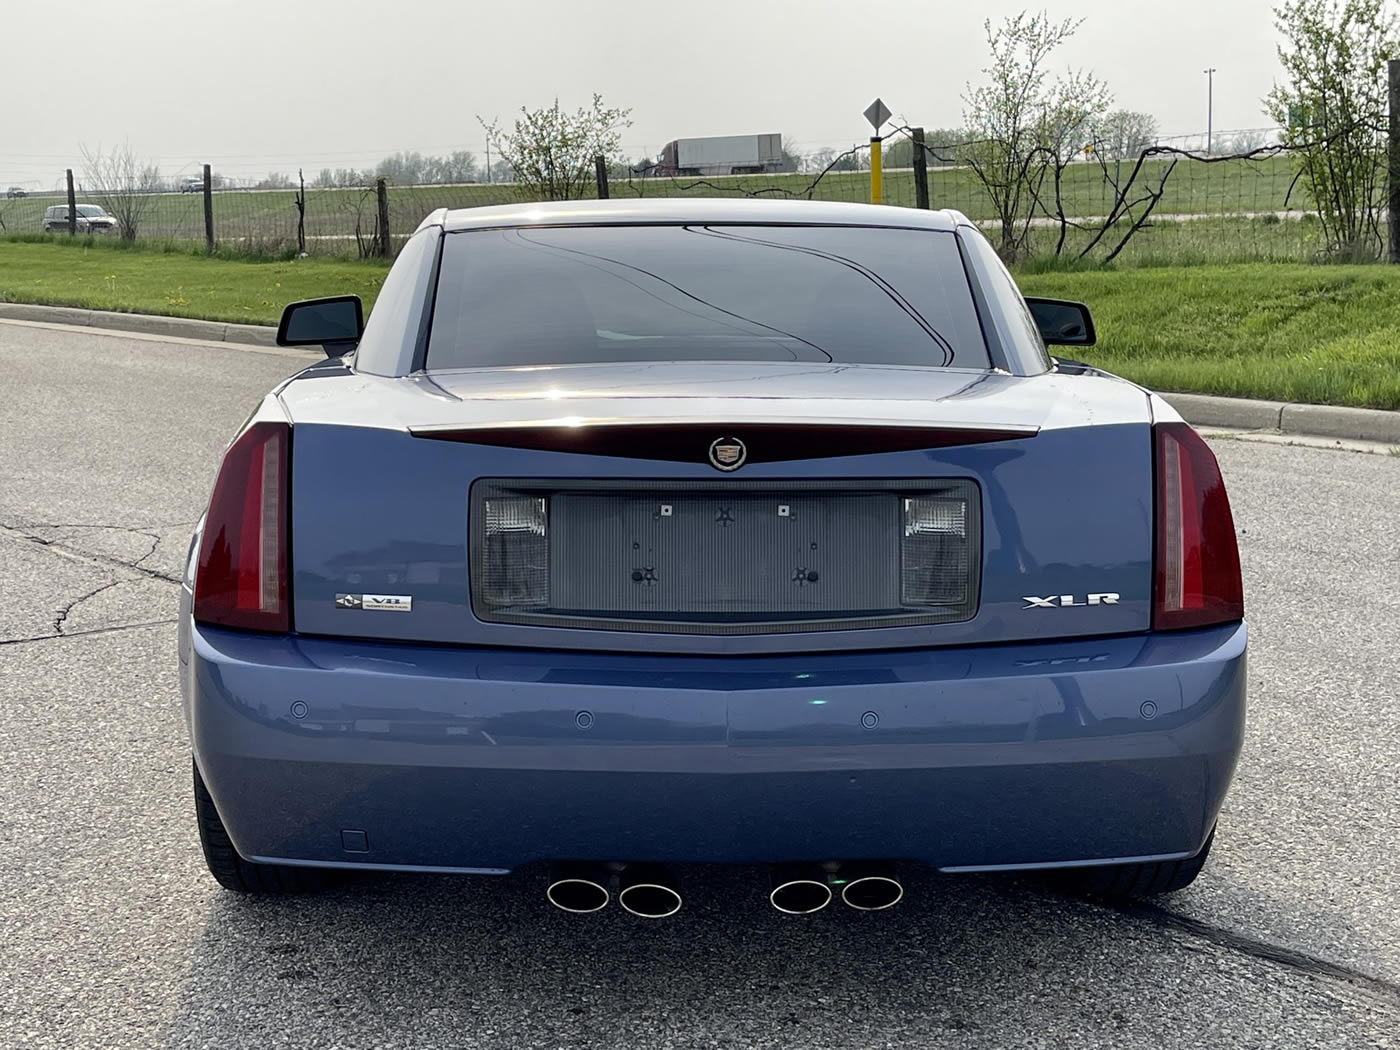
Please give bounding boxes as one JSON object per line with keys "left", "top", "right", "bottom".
{"left": 549, "top": 861, "right": 900, "bottom": 916}
{"left": 617, "top": 864, "right": 683, "bottom": 919}
{"left": 546, "top": 864, "right": 611, "bottom": 914}
{"left": 769, "top": 864, "right": 835, "bottom": 915}
{"left": 837, "top": 862, "right": 904, "bottom": 911}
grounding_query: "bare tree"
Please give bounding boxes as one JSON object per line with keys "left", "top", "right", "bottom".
{"left": 79, "top": 144, "right": 161, "bottom": 241}
{"left": 962, "top": 12, "right": 1111, "bottom": 261}
{"left": 479, "top": 94, "right": 631, "bottom": 201}
{"left": 294, "top": 169, "right": 307, "bottom": 255}
{"left": 375, "top": 151, "right": 428, "bottom": 185}
{"left": 1095, "top": 110, "right": 1161, "bottom": 159}
{"left": 1266, "top": 0, "right": 1394, "bottom": 259}
{"left": 340, "top": 187, "right": 382, "bottom": 259}
{"left": 805, "top": 147, "right": 838, "bottom": 174}
{"left": 421, "top": 151, "right": 478, "bottom": 185}
{"left": 1223, "top": 129, "right": 1271, "bottom": 153}
{"left": 779, "top": 137, "right": 804, "bottom": 173}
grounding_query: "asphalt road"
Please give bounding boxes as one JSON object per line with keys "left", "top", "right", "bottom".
{"left": 1, "top": 319, "right": 1397, "bottom": 1050}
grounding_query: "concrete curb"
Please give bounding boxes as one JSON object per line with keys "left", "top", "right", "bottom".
{"left": 0, "top": 302, "right": 277, "bottom": 347}
{"left": 3, "top": 301, "right": 1397, "bottom": 444}
{"left": 1161, "top": 392, "right": 1400, "bottom": 444}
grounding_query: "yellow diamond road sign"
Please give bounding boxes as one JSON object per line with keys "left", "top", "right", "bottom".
{"left": 864, "top": 98, "right": 892, "bottom": 132}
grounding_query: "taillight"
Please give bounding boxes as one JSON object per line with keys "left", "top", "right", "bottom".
{"left": 193, "top": 421, "right": 290, "bottom": 632}
{"left": 1153, "top": 422, "right": 1243, "bottom": 630}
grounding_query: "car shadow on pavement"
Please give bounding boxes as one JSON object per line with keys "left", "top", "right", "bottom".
{"left": 154, "top": 862, "right": 1387, "bottom": 1049}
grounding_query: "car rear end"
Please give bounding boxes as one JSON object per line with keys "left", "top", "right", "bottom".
{"left": 180, "top": 203, "right": 1245, "bottom": 886}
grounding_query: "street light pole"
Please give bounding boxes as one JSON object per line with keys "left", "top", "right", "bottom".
{"left": 1204, "top": 67, "right": 1217, "bottom": 153}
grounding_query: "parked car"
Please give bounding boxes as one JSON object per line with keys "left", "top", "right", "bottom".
{"left": 42, "top": 204, "right": 119, "bottom": 235}
{"left": 180, "top": 177, "right": 205, "bottom": 194}
{"left": 181, "top": 199, "right": 1246, "bottom": 914}
{"left": 6, "top": 186, "right": 25, "bottom": 199}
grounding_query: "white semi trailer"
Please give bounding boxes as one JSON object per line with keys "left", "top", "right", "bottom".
{"left": 656, "top": 134, "right": 790, "bottom": 176}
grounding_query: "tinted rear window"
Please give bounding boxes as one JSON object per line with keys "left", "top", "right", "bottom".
{"left": 426, "top": 225, "right": 988, "bottom": 370}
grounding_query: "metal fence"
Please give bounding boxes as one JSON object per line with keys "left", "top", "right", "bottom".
{"left": 0, "top": 126, "right": 1389, "bottom": 267}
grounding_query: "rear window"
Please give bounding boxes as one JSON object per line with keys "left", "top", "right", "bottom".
{"left": 426, "top": 225, "right": 989, "bottom": 371}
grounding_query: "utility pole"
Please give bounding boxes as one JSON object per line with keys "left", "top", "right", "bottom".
{"left": 1203, "top": 67, "right": 1217, "bottom": 153}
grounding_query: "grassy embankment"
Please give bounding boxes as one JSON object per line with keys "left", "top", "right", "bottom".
{"left": 1, "top": 235, "right": 1397, "bottom": 409}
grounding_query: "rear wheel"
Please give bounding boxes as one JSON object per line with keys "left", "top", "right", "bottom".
{"left": 193, "top": 760, "right": 337, "bottom": 894}
{"left": 1064, "top": 827, "right": 1216, "bottom": 897}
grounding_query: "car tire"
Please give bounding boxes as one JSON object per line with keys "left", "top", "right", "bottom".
{"left": 192, "top": 759, "right": 338, "bottom": 894}
{"left": 1064, "top": 826, "right": 1216, "bottom": 897}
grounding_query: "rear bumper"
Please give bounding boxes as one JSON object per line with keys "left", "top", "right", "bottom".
{"left": 182, "top": 620, "right": 1246, "bottom": 873}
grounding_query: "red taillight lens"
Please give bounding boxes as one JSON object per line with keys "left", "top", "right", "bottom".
{"left": 193, "top": 421, "right": 290, "bottom": 632}
{"left": 1153, "top": 422, "right": 1243, "bottom": 631}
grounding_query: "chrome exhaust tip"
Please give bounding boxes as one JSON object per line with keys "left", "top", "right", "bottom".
{"left": 769, "top": 864, "right": 834, "bottom": 914}
{"left": 617, "top": 865, "right": 682, "bottom": 919}
{"left": 837, "top": 862, "right": 904, "bottom": 911}
{"left": 546, "top": 864, "right": 611, "bottom": 914}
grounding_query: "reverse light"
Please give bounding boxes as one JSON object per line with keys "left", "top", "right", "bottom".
{"left": 900, "top": 495, "right": 971, "bottom": 607}
{"left": 478, "top": 495, "right": 549, "bottom": 610}
{"left": 1153, "top": 422, "right": 1244, "bottom": 631}
{"left": 193, "top": 421, "right": 290, "bottom": 632}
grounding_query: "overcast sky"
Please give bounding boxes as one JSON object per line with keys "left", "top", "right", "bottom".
{"left": 4, "top": 0, "right": 1284, "bottom": 187}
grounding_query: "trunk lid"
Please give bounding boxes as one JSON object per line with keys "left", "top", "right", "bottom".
{"left": 279, "top": 362, "right": 1155, "bottom": 655}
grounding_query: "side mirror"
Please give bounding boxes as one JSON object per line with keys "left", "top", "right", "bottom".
{"left": 276, "top": 295, "right": 364, "bottom": 356}
{"left": 1024, "top": 297, "right": 1096, "bottom": 347}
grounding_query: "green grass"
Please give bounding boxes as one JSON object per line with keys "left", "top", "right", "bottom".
{"left": 1019, "top": 214, "right": 1329, "bottom": 268}
{"left": 0, "top": 236, "right": 385, "bottom": 324}
{"left": 3, "top": 238, "right": 1398, "bottom": 410}
{"left": 1020, "top": 264, "right": 1400, "bottom": 409}
{"left": 0, "top": 154, "right": 1300, "bottom": 252}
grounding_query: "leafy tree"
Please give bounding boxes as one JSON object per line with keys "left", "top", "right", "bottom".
{"left": 1266, "top": 0, "right": 1396, "bottom": 259}
{"left": 881, "top": 129, "right": 970, "bottom": 169}
{"left": 485, "top": 157, "right": 515, "bottom": 183}
{"left": 479, "top": 94, "right": 632, "bottom": 200}
{"left": 962, "top": 12, "right": 1111, "bottom": 261}
{"left": 1094, "top": 110, "right": 1160, "bottom": 159}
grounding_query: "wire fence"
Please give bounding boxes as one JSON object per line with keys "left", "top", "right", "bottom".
{"left": 0, "top": 125, "right": 1389, "bottom": 267}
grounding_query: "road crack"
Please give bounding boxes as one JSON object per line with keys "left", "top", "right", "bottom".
{"left": 52, "top": 579, "right": 125, "bottom": 635}
{"left": 1, "top": 523, "right": 183, "bottom": 585}
{"left": 0, "top": 618, "right": 179, "bottom": 647}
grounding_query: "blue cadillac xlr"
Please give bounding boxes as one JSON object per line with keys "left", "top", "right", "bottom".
{"left": 179, "top": 200, "right": 1246, "bottom": 916}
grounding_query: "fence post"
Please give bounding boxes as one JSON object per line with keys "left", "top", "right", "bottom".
{"left": 869, "top": 137, "right": 883, "bottom": 204}
{"left": 595, "top": 155, "right": 609, "bottom": 199}
{"left": 375, "top": 177, "right": 391, "bottom": 258}
{"left": 66, "top": 169, "right": 77, "bottom": 236}
{"left": 1389, "top": 59, "right": 1400, "bottom": 263}
{"left": 202, "top": 163, "right": 214, "bottom": 253}
{"left": 911, "top": 127, "right": 930, "bottom": 209}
